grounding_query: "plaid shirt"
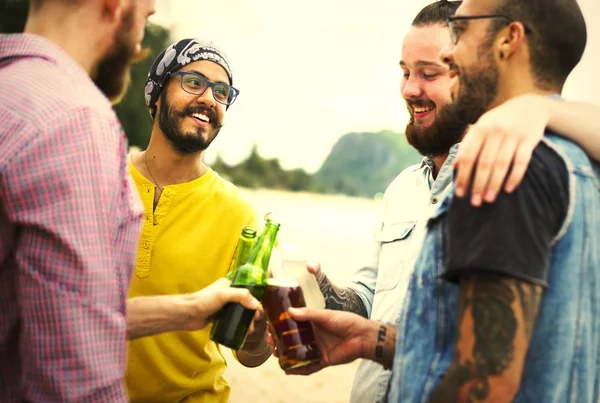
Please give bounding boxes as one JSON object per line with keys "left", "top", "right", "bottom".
{"left": 0, "top": 34, "right": 143, "bottom": 402}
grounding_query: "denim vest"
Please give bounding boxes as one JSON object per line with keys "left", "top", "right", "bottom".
{"left": 388, "top": 134, "right": 600, "bottom": 403}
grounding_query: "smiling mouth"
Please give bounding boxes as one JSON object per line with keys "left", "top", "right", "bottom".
{"left": 413, "top": 105, "right": 435, "bottom": 114}
{"left": 191, "top": 112, "right": 210, "bottom": 124}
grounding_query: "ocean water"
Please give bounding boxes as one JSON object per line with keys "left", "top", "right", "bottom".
{"left": 241, "top": 188, "right": 383, "bottom": 284}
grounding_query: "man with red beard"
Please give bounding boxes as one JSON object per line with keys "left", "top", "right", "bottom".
{"left": 125, "top": 39, "right": 271, "bottom": 402}
{"left": 298, "top": 1, "right": 600, "bottom": 402}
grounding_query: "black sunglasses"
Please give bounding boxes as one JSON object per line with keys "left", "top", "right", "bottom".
{"left": 447, "top": 15, "right": 532, "bottom": 44}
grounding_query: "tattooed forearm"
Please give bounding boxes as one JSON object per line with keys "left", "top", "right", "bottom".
{"left": 372, "top": 322, "right": 395, "bottom": 369}
{"left": 432, "top": 275, "right": 543, "bottom": 403}
{"left": 314, "top": 270, "right": 368, "bottom": 318}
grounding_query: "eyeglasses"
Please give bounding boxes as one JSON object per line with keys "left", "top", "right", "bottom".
{"left": 169, "top": 71, "right": 240, "bottom": 106}
{"left": 447, "top": 15, "right": 532, "bottom": 45}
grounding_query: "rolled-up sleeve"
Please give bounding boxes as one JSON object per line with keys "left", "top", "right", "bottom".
{"left": 3, "top": 108, "right": 131, "bottom": 402}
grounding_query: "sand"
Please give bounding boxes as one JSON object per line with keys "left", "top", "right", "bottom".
{"left": 223, "top": 349, "right": 360, "bottom": 403}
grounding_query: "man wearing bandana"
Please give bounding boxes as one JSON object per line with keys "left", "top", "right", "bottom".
{"left": 125, "top": 39, "right": 270, "bottom": 402}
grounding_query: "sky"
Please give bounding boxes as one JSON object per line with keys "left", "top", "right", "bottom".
{"left": 149, "top": 0, "right": 600, "bottom": 173}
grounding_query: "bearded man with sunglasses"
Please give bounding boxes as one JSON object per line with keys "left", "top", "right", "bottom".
{"left": 125, "top": 39, "right": 270, "bottom": 403}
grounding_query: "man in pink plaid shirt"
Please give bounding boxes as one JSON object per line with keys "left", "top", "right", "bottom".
{"left": 0, "top": 2, "right": 265, "bottom": 400}
{"left": 0, "top": 1, "right": 154, "bottom": 401}
{"left": 1, "top": 0, "right": 271, "bottom": 400}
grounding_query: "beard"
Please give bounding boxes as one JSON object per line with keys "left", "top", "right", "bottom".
{"left": 405, "top": 100, "right": 467, "bottom": 157}
{"left": 449, "top": 39, "right": 500, "bottom": 127}
{"left": 93, "top": 4, "right": 137, "bottom": 102}
{"left": 157, "top": 90, "right": 223, "bottom": 155}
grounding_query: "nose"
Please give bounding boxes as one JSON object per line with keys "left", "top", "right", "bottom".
{"left": 401, "top": 74, "right": 422, "bottom": 100}
{"left": 196, "top": 86, "right": 217, "bottom": 108}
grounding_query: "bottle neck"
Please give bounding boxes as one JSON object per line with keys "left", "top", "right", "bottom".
{"left": 247, "top": 222, "right": 280, "bottom": 270}
{"left": 241, "top": 226, "right": 257, "bottom": 239}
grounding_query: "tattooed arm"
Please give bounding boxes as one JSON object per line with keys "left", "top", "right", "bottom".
{"left": 431, "top": 275, "right": 543, "bottom": 403}
{"left": 313, "top": 268, "right": 369, "bottom": 318}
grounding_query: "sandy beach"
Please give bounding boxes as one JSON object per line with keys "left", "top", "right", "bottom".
{"left": 224, "top": 350, "right": 360, "bottom": 403}
{"left": 220, "top": 188, "right": 382, "bottom": 403}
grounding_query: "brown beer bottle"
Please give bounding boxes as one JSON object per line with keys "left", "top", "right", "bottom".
{"left": 210, "top": 218, "right": 280, "bottom": 350}
{"left": 262, "top": 277, "right": 322, "bottom": 370}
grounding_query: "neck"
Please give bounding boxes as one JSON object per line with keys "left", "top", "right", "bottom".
{"left": 491, "top": 68, "right": 559, "bottom": 109}
{"left": 143, "top": 131, "right": 207, "bottom": 187}
{"left": 24, "top": 6, "right": 104, "bottom": 75}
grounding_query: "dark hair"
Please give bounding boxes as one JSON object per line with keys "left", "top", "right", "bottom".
{"left": 412, "top": 0, "right": 462, "bottom": 26}
{"left": 492, "top": 0, "right": 587, "bottom": 89}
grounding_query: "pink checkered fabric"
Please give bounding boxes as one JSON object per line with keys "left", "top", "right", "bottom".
{"left": 0, "top": 34, "right": 143, "bottom": 402}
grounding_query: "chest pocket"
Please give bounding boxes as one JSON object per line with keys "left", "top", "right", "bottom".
{"left": 375, "top": 221, "right": 417, "bottom": 293}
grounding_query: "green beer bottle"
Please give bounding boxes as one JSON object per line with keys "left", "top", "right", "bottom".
{"left": 210, "top": 218, "right": 280, "bottom": 350}
{"left": 226, "top": 226, "right": 257, "bottom": 281}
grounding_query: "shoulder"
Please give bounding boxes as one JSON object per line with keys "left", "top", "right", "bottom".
{"left": 528, "top": 140, "right": 569, "bottom": 196}
{"left": 0, "top": 53, "right": 114, "bottom": 129}
{"left": 447, "top": 140, "right": 570, "bottom": 248}
{"left": 209, "top": 170, "right": 257, "bottom": 216}
{"left": 385, "top": 162, "right": 425, "bottom": 192}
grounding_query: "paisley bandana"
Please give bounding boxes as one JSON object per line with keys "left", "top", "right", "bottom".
{"left": 144, "top": 38, "right": 233, "bottom": 118}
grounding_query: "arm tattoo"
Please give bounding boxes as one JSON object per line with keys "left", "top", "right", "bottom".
{"left": 375, "top": 324, "right": 387, "bottom": 359}
{"left": 315, "top": 270, "right": 368, "bottom": 318}
{"left": 432, "top": 276, "right": 542, "bottom": 403}
{"left": 515, "top": 281, "right": 542, "bottom": 338}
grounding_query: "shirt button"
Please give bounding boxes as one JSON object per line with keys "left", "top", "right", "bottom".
{"left": 164, "top": 190, "right": 172, "bottom": 197}
{"left": 144, "top": 243, "right": 150, "bottom": 249}
{"left": 153, "top": 217, "right": 159, "bottom": 225}
{"left": 431, "top": 197, "right": 438, "bottom": 204}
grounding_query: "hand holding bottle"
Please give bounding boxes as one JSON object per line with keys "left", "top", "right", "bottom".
{"left": 211, "top": 218, "right": 281, "bottom": 350}
{"left": 182, "top": 278, "right": 261, "bottom": 332}
{"left": 273, "top": 308, "right": 381, "bottom": 376}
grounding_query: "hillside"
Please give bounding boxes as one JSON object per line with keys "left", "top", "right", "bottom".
{"left": 315, "top": 131, "right": 422, "bottom": 197}
{"left": 211, "top": 130, "right": 422, "bottom": 198}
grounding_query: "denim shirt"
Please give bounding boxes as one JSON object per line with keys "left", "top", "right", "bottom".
{"left": 349, "top": 146, "right": 458, "bottom": 403}
{"left": 388, "top": 134, "right": 600, "bottom": 403}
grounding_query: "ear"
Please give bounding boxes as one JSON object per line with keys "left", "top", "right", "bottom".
{"left": 496, "top": 22, "right": 528, "bottom": 61}
{"left": 103, "top": 0, "right": 124, "bottom": 22}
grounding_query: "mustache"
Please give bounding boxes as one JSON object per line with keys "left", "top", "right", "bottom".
{"left": 178, "top": 105, "right": 222, "bottom": 128}
{"left": 407, "top": 99, "right": 435, "bottom": 109}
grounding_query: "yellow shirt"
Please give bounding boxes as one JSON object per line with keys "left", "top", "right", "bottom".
{"left": 126, "top": 162, "right": 257, "bottom": 402}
